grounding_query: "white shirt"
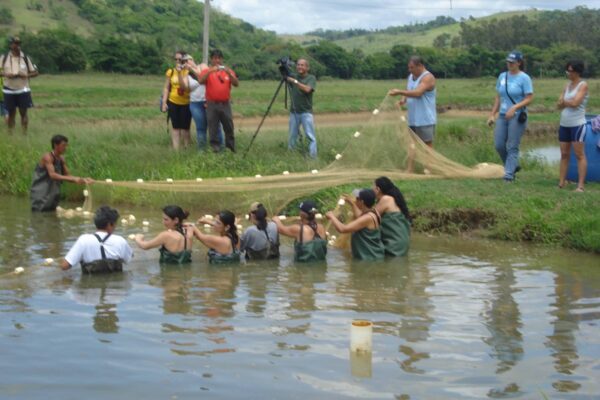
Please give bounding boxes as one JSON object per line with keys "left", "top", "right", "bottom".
{"left": 65, "top": 232, "right": 133, "bottom": 267}
{"left": 188, "top": 76, "right": 206, "bottom": 102}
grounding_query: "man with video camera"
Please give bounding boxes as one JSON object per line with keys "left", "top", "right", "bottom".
{"left": 199, "top": 49, "right": 238, "bottom": 153}
{"left": 286, "top": 58, "right": 318, "bottom": 158}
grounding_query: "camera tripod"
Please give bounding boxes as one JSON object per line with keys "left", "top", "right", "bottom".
{"left": 243, "top": 77, "right": 298, "bottom": 157}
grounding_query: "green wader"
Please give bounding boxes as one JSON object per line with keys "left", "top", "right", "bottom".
{"left": 159, "top": 229, "right": 192, "bottom": 264}
{"left": 80, "top": 233, "right": 124, "bottom": 274}
{"left": 351, "top": 211, "right": 385, "bottom": 261}
{"left": 380, "top": 211, "right": 410, "bottom": 257}
{"left": 294, "top": 223, "right": 327, "bottom": 263}
{"left": 30, "top": 152, "right": 64, "bottom": 212}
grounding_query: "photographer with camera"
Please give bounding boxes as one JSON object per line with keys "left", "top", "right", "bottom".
{"left": 198, "top": 49, "right": 238, "bottom": 153}
{"left": 286, "top": 58, "right": 318, "bottom": 158}
{"left": 161, "top": 51, "right": 192, "bottom": 150}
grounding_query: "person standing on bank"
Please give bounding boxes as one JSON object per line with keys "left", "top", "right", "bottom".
{"left": 31, "top": 134, "right": 93, "bottom": 212}
{"left": 1, "top": 36, "right": 39, "bottom": 135}
{"left": 181, "top": 57, "right": 224, "bottom": 150}
{"left": 557, "top": 60, "right": 588, "bottom": 192}
{"left": 199, "top": 49, "right": 239, "bottom": 153}
{"left": 388, "top": 56, "right": 436, "bottom": 147}
{"left": 60, "top": 206, "right": 133, "bottom": 274}
{"left": 161, "top": 51, "right": 192, "bottom": 150}
{"left": 487, "top": 50, "right": 534, "bottom": 182}
{"left": 287, "top": 58, "right": 318, "bottom": 158}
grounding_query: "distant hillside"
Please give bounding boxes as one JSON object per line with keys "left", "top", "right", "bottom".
{"left": 0, "top": 0, "right": 293, "bottom": 78}
{"left": 285, "top": 10, "right": 543, "bottom": 55}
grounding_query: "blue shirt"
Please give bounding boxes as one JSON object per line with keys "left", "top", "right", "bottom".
{"left": 406, "top": 71, "right": 436, "bottom": 127}
{"left": 496, "top": 71, "right": 533, "bottom": 115}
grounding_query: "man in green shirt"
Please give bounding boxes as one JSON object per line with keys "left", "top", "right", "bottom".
{"left": 286, "top": 58, "right": 318, "bottom": 158}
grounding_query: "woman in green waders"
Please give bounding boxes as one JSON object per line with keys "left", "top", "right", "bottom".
{"left": 373, "top": 176, "right": 411, "bottom": 256}
{"left": 135, "top": 205, "right": 194, "bottom": 263}
{"left": 272, "top": 200, "right": 327, "bottom": 262}
{"left": 326, "top": 189, "right": 385, "bottom": 261}
{"left": 189, "top": 210, "right": 240, "bottom": 264}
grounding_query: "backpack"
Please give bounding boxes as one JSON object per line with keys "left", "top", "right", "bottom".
{"left": 1, "top": 52, "right": 33, "bottom": 74}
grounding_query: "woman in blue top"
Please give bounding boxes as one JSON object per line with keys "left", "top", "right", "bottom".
{"left": 557, "top": 60, "right": 588, "bottom": 192}
{"left": 487, "top": 50, "right": 534, "bottom": 182}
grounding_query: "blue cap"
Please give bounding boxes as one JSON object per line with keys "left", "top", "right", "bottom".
{"left": 506, "top": 51, "right": 523, "bottom": 63}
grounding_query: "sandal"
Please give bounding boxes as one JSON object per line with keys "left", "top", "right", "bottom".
{"left": 558, "top": 183, "right": 565, "bottom": 189}
{"left": 575, "top": 187, "right": 585, "bottom": 193}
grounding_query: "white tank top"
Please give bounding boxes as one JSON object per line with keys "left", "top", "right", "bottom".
{"left": 560, "top": 81, "right": 587, "bottom": 127}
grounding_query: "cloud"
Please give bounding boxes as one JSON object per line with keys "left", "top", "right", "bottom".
{"left": 210, "top": 1, "right": 597, "bottom": 33}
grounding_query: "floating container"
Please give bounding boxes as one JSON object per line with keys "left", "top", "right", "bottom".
{"left": 350, "top": 320, "right": 372, "bottom": 353}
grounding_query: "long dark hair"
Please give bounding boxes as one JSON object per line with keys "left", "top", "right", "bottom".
{"left": 218, "top": 210, "right": 239, "bottom": 246}
{"left": 251, "top": 204, "right": 268, "bottom": 231}
{"left": 162, "top": 205, "right": 189, "bottom": 234}
{"left": 375, "top": 176, "right": 412, "bottom": 222}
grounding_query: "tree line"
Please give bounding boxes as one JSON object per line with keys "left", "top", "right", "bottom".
{"left": 3, "top": 3, "right": 599, "bottom": 79}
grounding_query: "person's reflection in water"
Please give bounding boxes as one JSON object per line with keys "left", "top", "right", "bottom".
{"left": 545, "top": 271, "right": 585, "bottom": 393}
{"left": 277, "top": 263, "right": 326, "bottom": 350}
{"left": 239, "top": 261, "right": 278, "bottom": 316}
{"left": 347, "top": 258, "right": 434, "bottom": 373}
{"left": 159, "top": 265, "right": 193, "bottom": 316}
{"left": 482, "top": 265, "right": 523, "bottom": 374}
{"left": 70, "top": 273, "right": 131, "bottom": 334}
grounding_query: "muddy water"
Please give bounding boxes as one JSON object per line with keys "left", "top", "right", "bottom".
{"left": 1, "top": 195, "right": 599, "bottom": 399}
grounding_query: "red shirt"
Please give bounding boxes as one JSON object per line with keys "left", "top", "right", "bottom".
{"left": 201, "top": 67, "right": 237, "bottom": 102}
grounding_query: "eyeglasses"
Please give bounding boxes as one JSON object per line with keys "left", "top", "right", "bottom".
{"left": 506, "top": 60, "right": 517, "bottom": 64}
{"left": 566, "top": 69, "right": 574, "bottom": 73}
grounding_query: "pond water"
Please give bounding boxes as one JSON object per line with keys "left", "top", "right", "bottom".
{"left": 525, "top": 145, "right": 561, "bottom": 165}
{"left": 1, "top": 195, "right": 599, "bottom": 399}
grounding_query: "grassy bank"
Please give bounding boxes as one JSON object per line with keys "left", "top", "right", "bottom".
{"left": 0, "top": 74, "right": 598, "bottom": 252}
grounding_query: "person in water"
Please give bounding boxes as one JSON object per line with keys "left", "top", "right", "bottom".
{"left": 272, "top": 200, "right": 327, "bottom": 262}
{"left": 188, "top": 210, "right": 240, "bottom": 264}
{"left": 61, "top": 206, "right": 133, "bottom": 273}
{"left": 240, "top": 202, "right": 280, "bottom": 260}
{"left": 372, "top": 177, "right": 411, "bottom": 256}
{"left": 326, "top": 189, "right": 385, "bottom": 261}
{"left": 134, "top": 205, "right": 194, "bottom": 264}
{"left": 30, "top": 134, "right": 93, "bottom": 212}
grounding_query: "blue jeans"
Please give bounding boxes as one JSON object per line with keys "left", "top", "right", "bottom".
{"left": 288, "top": 112, "right": 317, "bottom": 158}
{"left": 494, "top": 115, "right": 527, "bottom": 180}
{"left": 190, "top": 101, "right": 223, "bottom": 150}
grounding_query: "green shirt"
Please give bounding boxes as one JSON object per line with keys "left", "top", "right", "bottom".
{"left": 290, "top": 73, "right": 316, "bottom": 113}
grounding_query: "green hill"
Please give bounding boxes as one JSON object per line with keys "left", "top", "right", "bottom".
{"left": 0, "top": 0, "right": 94, "bottom": 36}
{"left": 285, "top": 10, "right": 543, "bottom": 55}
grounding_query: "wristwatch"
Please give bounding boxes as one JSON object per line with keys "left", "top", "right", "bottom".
{"left": 293, "top": 79, "right": 298, "bottom": 84}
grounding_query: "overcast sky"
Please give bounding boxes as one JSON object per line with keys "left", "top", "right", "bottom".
{"left": 211, "top": 1, "right": 599, "bottom": 34}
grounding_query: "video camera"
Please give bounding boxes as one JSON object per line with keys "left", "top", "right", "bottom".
{"left": 277, "top": 56, "right": 294, "bottom": 78}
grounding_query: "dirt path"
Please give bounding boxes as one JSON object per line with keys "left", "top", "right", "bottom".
{"left": 235, "top": 109, "right": 490, "bottom": 131}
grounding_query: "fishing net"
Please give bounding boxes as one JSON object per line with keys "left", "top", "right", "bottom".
{"left": 86, "top": 95, "right": 503, "bottom": 214}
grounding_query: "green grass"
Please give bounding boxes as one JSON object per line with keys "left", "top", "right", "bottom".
{"left": 1, "top": 73, "right": 598, "bottom": 252}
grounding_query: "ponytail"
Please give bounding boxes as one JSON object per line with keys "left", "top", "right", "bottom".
{"left": 251, "top": 205, "right": 268, "bottom": 231}
{"left": 375, "top": 177, "right": 412, "bottom": 222}
{"left": 218, "top": 210, "right": 239, "bottom": 246}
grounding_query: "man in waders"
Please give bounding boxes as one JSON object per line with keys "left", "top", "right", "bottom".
{"left": 60, "top": 206, "right": 133, "bottom": 273}
{"left": 30, "top": 134, "right": 93, "bottom": 212}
